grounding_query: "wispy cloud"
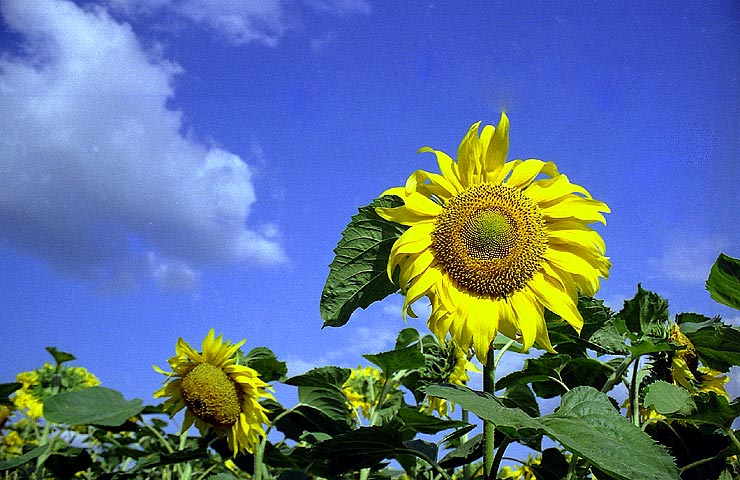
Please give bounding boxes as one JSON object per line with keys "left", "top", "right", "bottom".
{"left": 0, "top": 0, "right": 285, "bottom": 291}
{"left": 650, "top": 234, "right": 731, "bottom": 284}
{"left": 104, "top": 0, "right": 371, "bottom": 47}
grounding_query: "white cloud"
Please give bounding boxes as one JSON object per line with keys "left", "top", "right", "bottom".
{"left": 104, "top": 0, "right": 371, "bottom": 46}
{"left": 651, "top": 234, "right": 730, "bottom": 284}
{"left": 0, "top": 0, "right": 285, "bottom": 289}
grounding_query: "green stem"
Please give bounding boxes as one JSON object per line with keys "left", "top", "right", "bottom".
{"left": 177, "top": 431, "right": 193, "bottom": 480}
{"left": 725, "top": 427, "right": 740, "bottom": 453}
{"left": 601, "top": 354, "right": 635, "bottom": 394}
{"left": 461, "top": 408, "right": 472, "bottom": 480}
{"left": 628, "top": 357, "right": 642, "bottom": 427}
{"left": 483, "top": 343, "right": 496, "bottom": 480}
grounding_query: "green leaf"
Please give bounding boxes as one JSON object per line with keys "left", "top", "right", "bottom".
{"left": 438, "top": 434, "right": 482, "bottom": 469}
{"left": 285, "top": 366, "right": 351, "bottom": 388}
{"left": 496, "top": 354, "right": 571, "bottom": 399}
{"left": 707, "top": 253, "right": 740, "bottom": 310}
{"left": 547, "top": 296, "right": 615, "bottom": 355}
{"left": 43, "top": 387, "right": 143, "bottom": 426}
{"left": 104, "top": 446, "right": 207, "bottom": 479}
{"left": 643, "top": 381, "right": 696, "bottom": 415}
{"left": 363, "top": 344, "right": 426, "bottom": 377}
{"left": 617, "top": 284, "right": 669, "bottom": 337}
{"left": 427, "top": 384, "right": 679, "bottom": 480}
{"left": 308, "top": 425, "right": 404, "bottom": 475}
{"left": 284, "top": 367, "right": 353, "bottom": 428}
{"left": 320, "top": 195, "right": 407, "bottom": 327}
{"left": 395, "top": 407, "right": 468, "bottom": 435}
{"left": 678, "top": 392, "right": 740, "bottom": 427}
{"left": 587, "top": 317, "right": 630, "bottom": 355}
{"left": 273, "top": 404, "right": 352, "bottom": 440}
{"left": 425, "top": 385, "right": 541, "bottom": 442}
{"left": 0, "top": 382, "right": 21, "bottom": 404}
{"left": 0, "top": 444, "right": 46, "bottom": 471}
{"left": 682, "top": 319, "right": 740, "bottom": 372}
{"left": 394, "top": 327, "right": 421, "bottom": 349}
{"left": 243, "top": 347, "right": 288, "bottom": 382}
{"left": 45, "top": 346, "right": 76, "bottom": 365}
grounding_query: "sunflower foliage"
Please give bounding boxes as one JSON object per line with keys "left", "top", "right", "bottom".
{"left": 1, "top": 243, "right": 736, "bottom": 480}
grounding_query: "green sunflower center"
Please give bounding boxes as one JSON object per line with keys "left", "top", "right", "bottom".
{"left": 432, "top": 183, "right": 547, "bottom": 297}
{"left": 180, "top": 363, "right": 241, "bottom": 427}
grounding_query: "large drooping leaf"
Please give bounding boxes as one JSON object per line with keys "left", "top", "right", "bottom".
{"left": 643, "top": 381, "right": 696, "bottom": 416}
{"left": 308, "top": 425, "right": 436, "bottom": 477}
{"left": 706, "top": 253, "right": 740, "bottom": 310}
{"left": 243, "top": 347, "right": 288, "bottom": 382}
{"left": 680, "top": 317, "right": 740, "bottom": 372}
{"left": 617, "top": 284, "right": 669, "bottom": 338}
{"left": 364, "top": 344, "right": 426, "bottom": 377}
{"left": 427, "top": 384, "right": 679, "bottom": 480}
{"left": 320, "top": 196, "right": 407, "bottom": 327}
{"left": 43, "top": 387, "right": 143, "bottom": 427}
{"left": 284, "top": 367, "right": 353, "bottom": 428}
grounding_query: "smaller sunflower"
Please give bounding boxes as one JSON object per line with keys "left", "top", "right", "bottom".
{"left": 342, "top": 366, "right": 401, "bottom": 423}
{"left": 669, "top": 323, "right": 729, "bottom": 398}
{"left": 154, "top": 329, "right": 273, "bottom": 456}
{"left": 12, "top": 363, "right": 100, "bottom": 419}
{"left": 420, "top": 341, "right": 474, "bottom": 417}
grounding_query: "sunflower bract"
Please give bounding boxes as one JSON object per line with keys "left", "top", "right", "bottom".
{"left": 376, "top": 113, "right": 610, "bottom": 361}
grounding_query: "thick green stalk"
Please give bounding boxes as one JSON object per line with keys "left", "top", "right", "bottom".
{"left": 483, "top": 343, "right": 496, "bottom": 480}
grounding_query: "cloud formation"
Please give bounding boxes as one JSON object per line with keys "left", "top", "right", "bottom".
{"left": 651, "top": 234, "right": 731, "bottom": 284}
{"left": 105, "top": 0, "right": 371, "bottom": 46}
{"left": 0, "top": 0, "right": 285, "bottom": 291}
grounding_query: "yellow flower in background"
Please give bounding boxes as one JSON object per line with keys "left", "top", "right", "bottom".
{"left": 500, "top": 454, "right": 541, "bottom": 479}
{"left": 1, "top": 430, "right": 24, "bottom": 456}
{"left": 11, "top": 363, "right": 100, "bottom": 419}
{"left": 377, "top": 113, "right": 610, "bottom": 361}
{"left": 154, "top": 329, "right": 273, "bottom": 456}
{"left": 343, "top": 366, "right": 382, "bottom": 420}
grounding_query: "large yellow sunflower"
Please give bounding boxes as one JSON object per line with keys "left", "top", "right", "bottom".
{"left": 377, "top": 113, "right": 610, "bottom": 360}
{"left": 154, "top": 329, "right": 273, "bottom": 456}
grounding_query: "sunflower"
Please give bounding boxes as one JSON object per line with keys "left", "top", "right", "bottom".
{"left": 154, "top": 329, "right": 273, "bottom": 456}
{"left": 422, "top": 341, "right": 473, "bottom": 417}
{"left": 377, "top": 113, "right": 610, "bottom": 360}
{"left": 342, "top": 366, "right": 401, "bottom": 423}
{"left": 12, "top": 363, "right": 100, "bottom": 419}
{"left": 669, "top": 323, "right": 729, "bottom": 398}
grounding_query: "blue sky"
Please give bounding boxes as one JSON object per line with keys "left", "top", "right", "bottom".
{"left": 1, "top": 0, "right": 739, "bottom": 407}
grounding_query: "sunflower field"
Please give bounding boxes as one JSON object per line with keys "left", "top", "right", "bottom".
{"left": 2, "top": 117, "right": 739, "bottom": 479}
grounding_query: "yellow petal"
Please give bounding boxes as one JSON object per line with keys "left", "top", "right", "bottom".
{"left": 527, "top": 272, "right": 583, "bottom": 333}
{"left": 506, "top": 159, "right": 558, "bottom": 189}
{"left": 469, "top": 296, "right": 500, "bottom": 360}
{"left": 418, "top": 147, "right": 464, "bottom": 193}
{"left": 409, "top": 169, "right": 458, "bottom": 200}
{"left": 456, "top": 122, "right": 483, "bottom": 187}
{"left": 542, "top": 196, "right": 609, "bottom": 224}
{"left": 524, "top": 174, "right": 591, "bottom": 204}
{"left": 509, "top": 290, "right": 543, "bottom": 352}
{"left": 399, "top": 248, "right": 436, "bottom": 289}
{"left": 483, "top": 112, "right": 509, "bottom": 176}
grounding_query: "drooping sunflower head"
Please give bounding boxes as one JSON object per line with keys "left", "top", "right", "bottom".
{"left": 419, "top": 340, "right": 473, "bottom": 417}
{"left": 377, "top": 113, "right": 610, "bottom": 361}
{"left": 154, "top": 329, "right": 273, "bottom": 456}
{"left": 668, "top": 323, "right": 729, "bottom": 398}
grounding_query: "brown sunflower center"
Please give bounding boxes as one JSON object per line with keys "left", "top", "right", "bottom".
{"left": 180, "top": 363, "right": 241, "bottom": 427}
{"left": 432, "top": 183, "right": 547, "bottom": 297}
